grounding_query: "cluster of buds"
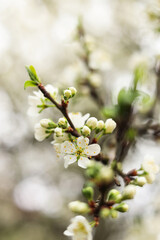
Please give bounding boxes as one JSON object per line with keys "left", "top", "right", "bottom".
{"left": 85, "top": 117, "right": 116, "bottom": 134}
{"left": 63, "top": 87, "right": 77, "bottom": 100}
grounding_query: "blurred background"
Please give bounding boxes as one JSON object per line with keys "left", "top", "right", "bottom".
{"left": 0, "top": 0, "right": 160, "bottom": 239}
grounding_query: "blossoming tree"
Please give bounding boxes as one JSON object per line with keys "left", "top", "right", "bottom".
{"left": 24, "top": 21, "right": 160, "bottom": 240}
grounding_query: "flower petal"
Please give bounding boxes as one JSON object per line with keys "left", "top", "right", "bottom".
{"left": 78, "top": 157, "right": 90, "bottom": 169}
{"left": 84, "top": 144, "right": 101, "bottom": 156}
{"left": 77, "top": 136, "right": 89, "bottom": 148}
{"left": 63, "top": 230, "right": 73, "bottom": 237}
{"left": 61, "top": 141, "right": 76, "bottom": 154}
{"left": 64, "top": 155, "right": 77, "bottom": 168}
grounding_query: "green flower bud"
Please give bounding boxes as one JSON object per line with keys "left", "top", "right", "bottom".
{"left": 86, "top": 161, "right": 102, "bottom": 179}
{"left": 68, "top": 201, "right": 90, "bottom": 214}
{"left": 110, "top": 209, "right": 119, "bottom": 219}
{"left": 115, "top": 203, "right": 129, "bottom": 212}
{"left": 40, "top": 119, "right": 52, "bottom": 128}
{"left": 107, "top": 189, "right": 122, "bottom": 203}
{"left": 82, "top": 187, "right": 94, "bottom": 200}
{"left": 100, "top": 208, "right": 110, "bottom": 218}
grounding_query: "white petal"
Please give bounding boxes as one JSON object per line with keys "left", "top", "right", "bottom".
{"left": 84, "top": 144, "right": 101, "bottom": 156}
{"left": 63, "top": 230, "right": 73, "bottom": 236}
{"left": 64, "top": 155, "right": 77, "bottom": 168}
{"left": 61, "top": 141, "right": 76, "bottom": 154}
{"left": 77, "top": 136, "right": 89, "bottom": 148}
{"left": 81, "top": 113, "right": 90, "bottom": 123}
{"left": 78, "top": 157, "right": 90, "bottom": 168}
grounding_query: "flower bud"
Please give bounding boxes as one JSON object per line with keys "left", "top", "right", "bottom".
{"left": 69, "top": 87, "right": 77, "bottom": 96}
{"left": 97, "top": 120, "right": 104, "bottom": 130}
{"left": 107, "top": 189, "right": 122, "bottom": 203}
{"left": 82, "top": 187, "right": 94, "bottom": 200}
{"left": 54, "top": 127, "right": 63, "bottom": 137}
{"left": 115, "top": 203, "right": 129, "bottom": 212}
{"left": 104, "top": 118, "right": 116, "bottom": 134}
{"left": 82, "top": 126, "right": 91, "bottom": 136}
{"left": 100, "top": 208, "right": 110, "bottom": 218}
{"left": 122, "top": 185, "right": 136, "bottom": 200}
{"left": 98, "top": 167, "right": 114, "bottom": 184}
{"left": 110, "top": 210, "right": 119, "bottom": 219}
{"left": 64, "top": 89, "right": 72, "bottom": 99}
{"left": 58, "top": 118, "right": 67, "bottom": 128}
{"left": 40, "top": 119, "right": 52, "bottom": 128}
{"left": 68, "top": 201, "right": 90, "bottom": 214}
{"left": 86, "top": 117, "right": 98, "bottom": 129}
{"left": 136, "top": 177, "right": 147, "bottom": 187}
{"left": 86, "top": 161, "right": 102, "bottom": 179}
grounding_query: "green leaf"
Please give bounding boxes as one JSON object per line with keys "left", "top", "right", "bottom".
{"left": 133, "top": 63, "right": 147, "bottom": 90}
{"left": 25, "top": 65, "right": 41, "bottom": 83}
{"left": 24, "top": 80, "right": 37, "bottom": 89}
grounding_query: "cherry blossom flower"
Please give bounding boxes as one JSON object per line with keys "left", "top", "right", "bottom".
{"left": 61, "top": 136, "right": 101, "bottom": 168}
{"left": 28, "top": 85, "right": 58, "bottom": 117}
{"left": 68, "top": 112, "right": 90, "bottom": 129}
{"left": 34, "top": 123, "right": 49, "bottom": 141}
{"left": 142, "top": 155, "right": 159, "bottom": 184}
{"left": 64, "top": 215, "right": 92, "bottom": 240}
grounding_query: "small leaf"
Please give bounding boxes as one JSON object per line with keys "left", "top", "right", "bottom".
{"left": 24, "top": 80, "right": 37, "bottom": 89}
{"left": 25, "top": 65, "right": 41, "bottom": 83}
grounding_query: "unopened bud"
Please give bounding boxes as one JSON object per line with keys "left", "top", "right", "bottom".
{"left": 86, "top": 117, "right": 98, "bottom": 129}
{"left": 136, "top": 177, "right": 147, "bottom": 187}
{"left": 107, "top": 189, "right": 122, "bottom": 203}
{"left": 105, "top": 118, "right": 116, "bottom": 134}
{"left": 100, "top": 208, "right": 110, "bottom": 218}
{"left": 82, "top": 126, "right": 91, "bottom": 136}
{"left": 122, "top": 185, "right": 136, "bottom": 200}
{"left": 115, "top": 203, "right": 129, "bottom": 212}
{"left": 58, "top": 118, "right": 67, "bottom": 128}
{"left": 69, "top": 87, "right": 77, "bottom": 96}
{"left": 97, "top": 120, "right": 104, "bottom": 130}
{"left": 68, "top": 201, "right": 90, "bottom": 214}
{"left": 40, "top": 119, "right": 52, "bottom": 128}
{"left": 64, "top": 89, "right": 72, "bottom": 99}
{"left": 110, "top": 210, "right": 119, "bottom": 219}
{"left": 82, "top": 187, "right": 94, "bottom": 200}
{"left": 54, "top": 127, "right": 63, "bottom": 137}
{"left": 98, "top": 167, "right": 114, "bottom": 184}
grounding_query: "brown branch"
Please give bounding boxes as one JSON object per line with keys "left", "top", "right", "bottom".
{"left": 38, "top": 83, "right": 80, "bottom": 137}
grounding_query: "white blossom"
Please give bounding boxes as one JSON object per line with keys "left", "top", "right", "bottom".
{"left": 61, "top": 136, "right": 101, "bottom": 168}
{"left": 69, "top": 112, "right": 90, "bottom": 129}
{"left": 64, "top": 215, "right": 92, "bottom": 240}
{"left": 142, "top": 156, "right": 159, "bottom": 184}
{"left": 34, "top": 123, "right": 49, "bottom": 142}
{"left": 104, "top": 118, "right": 116, "bottom": 133}
{"left": 28, "top": 85, "right": 58, "bottom": 117}
{"left": 86, "top": 117, "right": 98, "bottom": 129}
